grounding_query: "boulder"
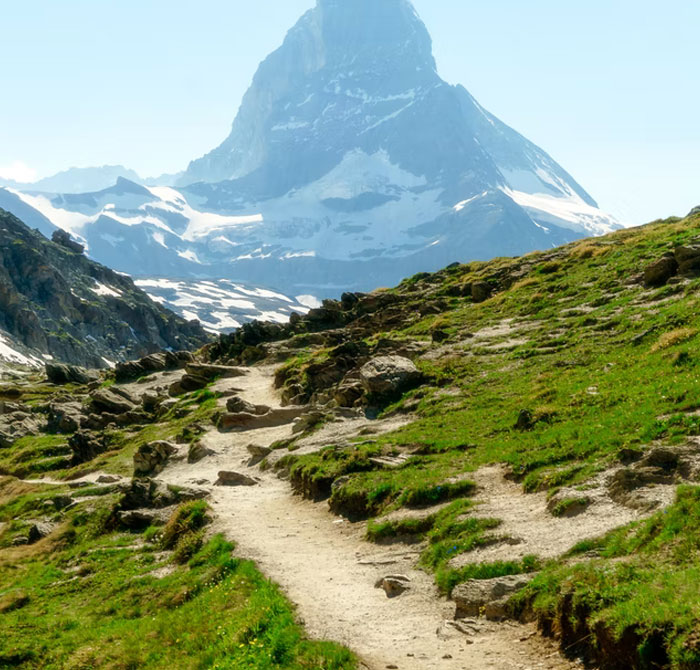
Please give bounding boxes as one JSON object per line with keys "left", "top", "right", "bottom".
{"left": 45, "top": 363, "right": 97, "bottom": 386}
{"left": 51, "top": 229, "right": 84, "bottom": 254}
{"left": 643, "top": 254, "right": 678, "bottom": 287}
{"left": 90, "top": 389, "right": 136, "bottom": 415}
{"left": 0, "top": 401, "right": 29, "bottom": 415}
{"left": 133, "top": 441, "right": 178, "bottom": 476}
{"left": 675, "top": 244, "right": 700, "bottom": 275}
{"left": 26, "top": 522, "right": 55, "bottom": 545}
{"left": 453, "top": 575, "right": 534, "bottom": 620}
{"left": 333, "top": 382, "right": 364, "bottom": 408}
{"left": 118, "top": 478, "right": 208, "bottom": 511}
{"left": 359, "top": 356, "right": 422, "bottom": 396}
{"left": 471, "top": 281, "right": 492, "bottom": 303}
{"left": 118, "top": 510, "right": 162, "bottom": 530}
{"left": 215, "top": 471, "right": 259, "bottom": 487}
{"left": 514, "top": 409, "right": 534, "bottom": 431}
{"left": 689, "top": 206, "right": 700, "bottom": 217}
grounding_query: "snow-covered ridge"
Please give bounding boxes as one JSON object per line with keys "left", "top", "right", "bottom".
{"left": 135, "top": 278, "right": 312, "bottom": 334}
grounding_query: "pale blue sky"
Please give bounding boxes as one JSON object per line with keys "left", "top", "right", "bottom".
{"left": 0, "top": 0, "right": 697, "bottom": 224}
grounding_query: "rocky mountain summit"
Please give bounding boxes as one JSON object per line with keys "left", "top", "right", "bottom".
{"left": 0, "top": 208, "right": 209, "bottom": 368}
{"left": 0, "top": 0, "right": 618, "bottom": 303}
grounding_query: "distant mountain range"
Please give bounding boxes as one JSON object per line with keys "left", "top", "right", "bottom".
{"left": 0, "top": 0, "right": 620, "bottom": 315}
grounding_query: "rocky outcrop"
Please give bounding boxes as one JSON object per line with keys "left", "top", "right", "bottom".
{"left": 133, "top": 441, "right": 178, "bottom": 476}
{"left": 45, "top": 363, "right": 98, "bottom": 385}
{"left": 453, "top": 575, "right": 534, "bottom": 621}
{"left": 359, "top": 356, "right": 422, "bottom": 396}
{"left": 114, "top": 351, "right": 194, "bottom": 382}
{"left": 90, "top": 389, "right": 136, "bottom": 415}
{"left": 643, "top": 254, "right": 678, "bottom": 287}
{"left": 0, "top": 208, "right": 209, "bottom": 368}
{"left": 69, "top": 431, "right": 109, "bottom": 465}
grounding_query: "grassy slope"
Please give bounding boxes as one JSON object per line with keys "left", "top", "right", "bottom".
{"left": 0, "top": 392, "right": 355, "bottom": 670}
{"left": 283, "top": 211, "right": 700, "bottom": 666}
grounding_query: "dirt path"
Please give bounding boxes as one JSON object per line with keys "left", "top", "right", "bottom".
{"left": 164, "top": 366, "right": 584, "bottom": 670}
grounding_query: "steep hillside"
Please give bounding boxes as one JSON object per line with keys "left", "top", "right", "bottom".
{"left": 204, "top": 207, "right": 700, "bottom": 668}
{"left": 3, "top": 209, "right": 700, "bottom": 670}
{"left": 0, "top": 208, "right": 208, "bottom": 368}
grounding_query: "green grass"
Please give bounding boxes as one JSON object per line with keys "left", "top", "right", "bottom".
{"left": 0, "top": 482, "right": 356, "bottom": 670}
{"left": 512, "top": 486, "right": 700, "bottom": 668}
{"left": 282, "top": 213, "right": 700, "bottom": 643}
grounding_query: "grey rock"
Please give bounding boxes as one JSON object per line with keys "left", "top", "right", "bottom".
{"left": 644, "top": 254, "right": 678, "bottom": 287}
{"left": 185, "top": 363, "right": 246, "bottom": 381}
{"left": 46, "top": 363, "right": 98, "bottom": 386}
{"left": 188, "top": 442, "right": 215, "bottom": 464}
{"left": 360, "top": 356, "right": 422, "bottom": 396}
{"left": 453, "top": 575, "right": 534, "bottom": 620}
{"left": 471, "top": 282, "right": 492, "bottom": 303}
{"left": 215, "top": 471, "right": 259, "bottom": 487}
{"left": 90, "top": 389, "right": 135, "bottom": 415}
{"left": 246, "top": 444, "right": 272, "bottom": 466}
{"left": 133, "top": 441, "right": 178, "bottom": 476}
{"left": 375, "top": 574, "right": 411, "bottom": 598}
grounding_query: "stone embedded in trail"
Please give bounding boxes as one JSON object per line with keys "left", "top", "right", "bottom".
{"left": 133, "top": 441, "right": 178, "bottom": 476}
{"left": 215, "top": 471, "right": 259, "bottom": 487}
{"left": 375, "top": 575, "right": 411, "bottom": 598}
{"left": 359, "top": 356, "right": 422, "bottom": 396}
{"left": 453, "top": 575, "right": 534, "bottom": 621}
{"left": 218, "top": 406, "right": 306, "bottom": 431}
{"left": 247, "top": 444, "right": 272, "bottom": 466}
{"left": 168, "top": 373, "right": 210, "bottom": 396}
{"left": 185, "top": 363, "right": 246, "bottom": 381}
{"left": 188, "top": 442, "right": 215, "bottom": 464}
{"left": 226, "top": 396, "right": 269, "bottom": 415}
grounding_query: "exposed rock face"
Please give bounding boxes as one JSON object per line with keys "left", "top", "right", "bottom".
{"left": 0, "top": 208, "right": 209, "bottom": 368}
{"left": 359, "top": 356, "right": 422, "bottom": 396}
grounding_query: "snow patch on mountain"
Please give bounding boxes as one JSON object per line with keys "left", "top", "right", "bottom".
{"left": 135, "top": 278, "right": 311, "bottom": 333}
